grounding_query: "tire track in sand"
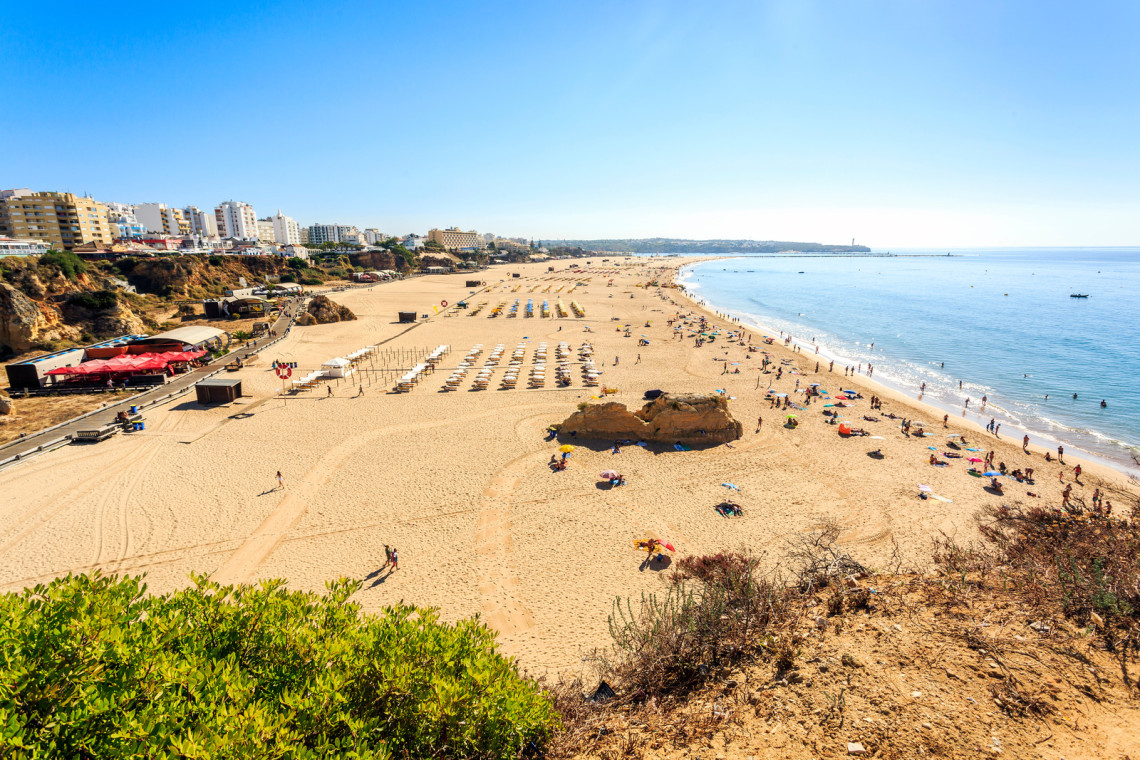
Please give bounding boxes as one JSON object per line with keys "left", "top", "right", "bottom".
{"left": 211, "top": 403, "right": 557, "bottom": 586}
{"left": 476, "top": 451, "right": 548, "bottom": 635}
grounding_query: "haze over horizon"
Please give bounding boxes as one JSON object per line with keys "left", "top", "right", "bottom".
{"left": 3, "top": 1, "right": 1137, "bottom": 248}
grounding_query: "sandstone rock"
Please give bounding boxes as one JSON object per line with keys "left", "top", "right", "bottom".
{"left": 298, "top": 295, "right": 356, "bottom": 326}
{"left": 558, "top": 392, "right": 743, "bottom": 445}
{"left": 93, "top": 303, "right": 149, "bottom": 336}
{"left": 0, "top": 395, "right": 13, "bottom": 416}
{"left": 0, "top": 283, "right": 80, "bottom": 353}
{"left": 841, "top": 654, "right": 863, "bottom": 668}
{"left": 848, "top": 742, "right": 867, "bottom": 755}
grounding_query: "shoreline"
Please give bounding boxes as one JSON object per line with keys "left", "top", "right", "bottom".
{"left": 673, "top": 259, "right": 1140, "bottom": 482}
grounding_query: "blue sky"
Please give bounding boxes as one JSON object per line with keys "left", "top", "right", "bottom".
{"left": 2, "top": 1, "right": 1138, "bottom": 246}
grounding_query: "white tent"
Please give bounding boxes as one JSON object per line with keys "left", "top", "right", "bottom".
{"left": 322, "top": 357, "right": 351, "bottom": 378}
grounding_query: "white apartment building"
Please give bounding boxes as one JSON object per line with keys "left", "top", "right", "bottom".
{"left": 256, "top": 219, "right": 275, "bottom": 243}
{"left": 214, "top": 200, "right": 258, "bottom": 240}
{"left": 364, "top": 228, "right": 385, "bottom": 245}
{"left": 270, "top": 210, "right": 301, "bottom": 245}
{"left": 307, "top": 224, "right": 357, "bottom": 245}
{"left": 183, "top": 206, "right": 218, "bottom": 238}
{"left": 136, "top": 203, "right": 190, "bottom": 236}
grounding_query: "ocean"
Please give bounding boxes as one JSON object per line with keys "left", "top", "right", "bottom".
{"left": 671, "top": 248, "right": 1140, "bottom": 475}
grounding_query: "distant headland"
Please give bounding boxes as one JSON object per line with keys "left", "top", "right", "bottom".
{"left": 546, "top": 238, "right": 871, "bottom": 254}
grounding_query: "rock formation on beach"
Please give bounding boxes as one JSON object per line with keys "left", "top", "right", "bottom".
{"left": 0, "top": 394, "right": 13, "bottom": 416}
{"left": 558, "top": 392, "right": 743, "bottom": 445}
{"left": 296, "top": 295, "right": 357, "bottom": 326}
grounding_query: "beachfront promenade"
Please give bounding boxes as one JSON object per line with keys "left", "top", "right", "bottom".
{"left": 0, "top": 298, "right": 302, "bottom": 469}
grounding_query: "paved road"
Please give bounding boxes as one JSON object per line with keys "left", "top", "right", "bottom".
{"left": 0, "top": 298, "right": 302, "bottom": 466}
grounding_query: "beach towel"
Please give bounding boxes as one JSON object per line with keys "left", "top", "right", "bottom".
{"left": 673, "top": 444, "right": 691, "bottom": 451}
{"left": 635, "top": 441, "right": 648, "bottom": 447}
{"left": 930, "top": 494, "right": 953, "bottom": 503}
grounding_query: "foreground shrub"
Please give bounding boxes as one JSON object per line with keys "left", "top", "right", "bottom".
{"left": 938, "top": 504, "right": 1140, "bottom": 657}
{"left": 600, "top": 552, "right": 792, "bottom": 703}
{"left": 0, "top": 573, "right": 557, "bottom": 758}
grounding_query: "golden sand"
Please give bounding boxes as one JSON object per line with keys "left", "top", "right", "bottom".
{"left": 1, "top": 257, "right": 1134, "bottom": 676}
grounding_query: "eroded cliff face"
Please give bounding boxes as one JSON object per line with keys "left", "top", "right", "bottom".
{"left": 558, "top": 393, "right": 743, "bottom": 445}
{"left": 0, "top": 283, "right": 81, "bottom": 354}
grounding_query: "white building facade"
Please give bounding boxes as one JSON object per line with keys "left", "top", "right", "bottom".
{"left": 183, "top": 206, "right": 218, "bottom": 238}
{"left": 270, "top": 210, "right": 301, "bottom": 245}
{"left": 214, "top": 201, "right": 259, "bottom": 240}
{"left": 136, "top": 203, "right": 190, "bottom": 236}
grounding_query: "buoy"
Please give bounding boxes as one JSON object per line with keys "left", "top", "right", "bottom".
{"left": 441, "top": 300, "right": 448, "bottom": 307}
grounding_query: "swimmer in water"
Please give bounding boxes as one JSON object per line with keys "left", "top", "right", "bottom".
{"left": 1101, "top": 399, "right": 1107, "bottom": 408}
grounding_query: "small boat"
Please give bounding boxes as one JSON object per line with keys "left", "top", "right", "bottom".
{"left": 1070, "top": 293, "right": 1089, "bottom": 298}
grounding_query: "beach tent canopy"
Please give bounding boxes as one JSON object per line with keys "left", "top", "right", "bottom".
{"left": 322, "top": 358, "right": 351, "bottom": 367}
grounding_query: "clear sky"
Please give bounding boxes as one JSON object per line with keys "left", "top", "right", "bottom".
{"left": 2, "top": 1, "right": 1137, "bottom": 247}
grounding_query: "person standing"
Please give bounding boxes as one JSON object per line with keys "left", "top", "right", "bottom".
{"left": 275, "top": 471, "right": 284, "bottom": 491}
{"left": 1073, "top": 464, "right": 1082, "bottom": 482}
{"left": 383, "top": 544, "right": 392, "bottom": 568}
{"left": 1022, "top": 434, "right": 1029, "bottom": 451}
{"left": 755, "top": 415, "right": 762, "bottom": 433}
{"left": 389, "top": 547, "right": 399, "bottom": 572}
{"left": 994, "top": 423, "right": 1000, "bottom": 437}
{"left": 1058, "top": 445, "right": 1064, "bottom": 464}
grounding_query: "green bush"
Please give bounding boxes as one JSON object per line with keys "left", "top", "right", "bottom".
{"left": 0, "top": 573, "right": 557, "bottom": 758}
{"left": 279, "top": 272, "right": 297, "bottom": 283}
{"left": 68, "top": 290, "right": 118, "bottom": 310}
{"left": 38, "top": 250, "right": 87, "bottom": 280}
{"left": 209, "top": 255, "right": 223, "bottom": 266}
{"left": 301, "top": 275, "right": 324, "bottom": 286}
{"left": 286, "top": 257, "right": 307, "bottom": 269}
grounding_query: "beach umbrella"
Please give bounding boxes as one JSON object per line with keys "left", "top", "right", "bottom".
{"left": 968, "top": 457, "right": 983, "bottom": 463}
{"left": 983, "top": 471, "right": 1001, "bottom": 477}
{"left": 661, "top": 542, "right": 676, "bottom": 552}
{"left": 721, "top": 483, "right": 741, "bottom": 491}
{"left": 786, "top": 414, "right": 797, "bottom": 419}
{"left": 775, "top": 393, "right": 788, "bottom": 397}
{"left": 918, "top": 484, "right": 933, "bottom": 492}
{"left": 600, "top": 470, "right": 620, "bottom": 480}
{"left": 559, "top": 445, "right": 576, "bottom": 453}
{"left": 809, "top": 383, "right": 820, "bottom": 387}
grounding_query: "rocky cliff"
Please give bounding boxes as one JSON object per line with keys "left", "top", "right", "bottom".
{"left": 0, "top": 283, "right": 82, "bottom": 354}
{"left": 295, "top": 295, "right": 357, "bottom": 326}
{"left": 349, "top": 250, "right": 411, "bottom": 273}
{"left": 558, "top": 392, "right": 743, "bottom": 445}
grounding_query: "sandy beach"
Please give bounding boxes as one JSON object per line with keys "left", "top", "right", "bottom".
{"left": 1, "top": 257, "right": 1136, "bottom": 675}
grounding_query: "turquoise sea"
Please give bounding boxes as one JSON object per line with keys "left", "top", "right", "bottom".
{"left": 672, "top": 248, "right": 1140, "bottom": 474}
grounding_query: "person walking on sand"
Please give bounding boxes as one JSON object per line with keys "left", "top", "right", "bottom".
{"left": 356, "top": 383, "right": 364, "bottom": 397}
{"left": 994, "top": 423, "right": 1000, "bottom": 437}
{"left": 389, "top": 547, "right": 399, "bottom": 572}
{"left": 1073, "top": 464, "right": 1082, "bottom": 482}
{"left": 383, "top": 544, "right": 392, "bottom": 568}
{"left": 1023, "top": 434, "right": 1029, "bottom": 451}
{"left": 756, "top": 415, "right": 762, "bottom": 433}
{"left": 275, "top": 471, "right": 284, "bottom": 491}
{"left": 943, "top": 414, "right": 949, "bottom": 427}
{"left": 1058, "top": 445, "right": 1064, "bottom": 464}
{"left": 327, "top": 385, "right": 333, "bottom": 397}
